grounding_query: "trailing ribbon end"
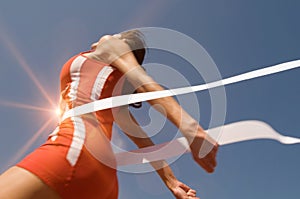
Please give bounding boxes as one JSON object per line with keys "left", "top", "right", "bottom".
{"left": 279, "top": 136, "right": 300, "bottom": 145}
{"left": 115, "top": 120, "right": 300, "bottom": 166}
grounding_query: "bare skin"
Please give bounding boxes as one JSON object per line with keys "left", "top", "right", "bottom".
{"left": 0, "top": 33, "right": 217, "bottom": 199}
{"left": 0, "top": 166, "right": 61, "bottom": 199}
{"left": 85, "top": 33, "right": 219, "bottom": 198}
{"left": 114, "top": 105, "right": 200, "bottom": 199}
{"left": 87, "top": 34, "right": 219, "bottom": 173}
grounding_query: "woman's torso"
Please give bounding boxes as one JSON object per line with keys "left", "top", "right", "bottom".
{"left": 59, "top": 52, "right": 125, "bottom": 138}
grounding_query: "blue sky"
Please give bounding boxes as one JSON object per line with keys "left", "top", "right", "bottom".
{"left": 0, "top": 0, "right": 299, "bottom": 198}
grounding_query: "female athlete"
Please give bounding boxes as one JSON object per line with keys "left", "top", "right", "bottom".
{"left": 0, "top": 30, "right": 218, "bottom": 199}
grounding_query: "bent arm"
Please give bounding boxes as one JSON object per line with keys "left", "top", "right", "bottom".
{"left": 88, "top": 35, "right": 200, "bottom": 141}
{"left": 91, "top": 37, "right": 218, "bottom": 172}
{"left": 112, "top": 54, "right": 202, "bottom": 144}
{"left": 112, "top": 52, "right": 218, "bottom": 173}
{"left": 114, "top": 106, "right": 198, "bottom": 198}
{"left": 114, "top": 106, "right": 177, "bottom": 186}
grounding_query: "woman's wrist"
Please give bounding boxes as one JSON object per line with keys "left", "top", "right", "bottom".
{"left": 151, "top": 161, "right": 178, "bottom": 189}
{"left": 180, "top": 120, "right": 206, "bottom": 145}
{"left": 163, "top": 174, "right": 178, "bottom": 191}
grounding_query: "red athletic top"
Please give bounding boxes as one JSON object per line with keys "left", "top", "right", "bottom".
{"left": 60, "top": 52, "right": 124, "bottom": 138}
{"left": 57, "top": 51, "right": 125, "bottom": 166}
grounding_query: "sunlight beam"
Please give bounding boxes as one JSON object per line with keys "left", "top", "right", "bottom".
{"left": 0, "top": 100, "right": 54, "bottom": 113}
{"left": 0, "top": 26, "right": 56, "bottom": 108}
{"left": 6, "top": 117, "right": 55, "bottom": 167}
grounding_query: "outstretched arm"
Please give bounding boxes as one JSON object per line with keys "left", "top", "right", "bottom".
{"left": 91, "top": 36, "right": 218, "bottom": 173}
{"left": 114, "top": 106, "right": 199, "bottom": 199}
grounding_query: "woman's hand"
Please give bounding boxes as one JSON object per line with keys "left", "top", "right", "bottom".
{"left": 169, "top": 180, "right": 200, "bottom": 199}
{"left": 189, "top": 130, "right": 218, "bottom": 173}
{"left": 95, "top": 32, "right": 219, "bottom": 174}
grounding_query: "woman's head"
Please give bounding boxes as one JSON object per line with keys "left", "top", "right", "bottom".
{"left": 118, "top": 29, "right": 146, "bottom": 65}
{"left": 118, "top": 30, "right": 146, "bottom": 108}
{"left": 92, "top": 30, "right": 146, "bottom": 65}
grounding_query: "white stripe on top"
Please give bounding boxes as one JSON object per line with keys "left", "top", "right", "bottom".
{"left": 66, "top": 56, "right": 86, "bottom": 166}
{"left": 67, "top": 116, "right": 86, "bottom": 166}
{"left": 90, "top": 66, "right": 114, "bottom": 101}
{"left": 68, "top": 56, "right": 87, "bottom": 102}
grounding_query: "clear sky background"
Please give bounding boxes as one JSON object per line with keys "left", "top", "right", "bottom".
{"left": 0, "top": 0, "right": 300, "bottom": 198}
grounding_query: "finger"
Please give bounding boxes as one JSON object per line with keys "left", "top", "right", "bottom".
{"left": 188, "top": 196, "right": 200, "bottom": 199}
{"left": 187, "top": 189, "right": 196, "bottom": 194}
{"left": 203, "top": 155, "right": 217, "bottom": 172}
{"left": 204, "top": 157, "right": 216, "bottom": 173}
{"left": 202, "top": 144, "right": 218, "bottom": 168}
{"left": 187, "top": 189, "right": 197, "bottom": 195}
{"left": 187, "top": 189, "right": 196, "bottom": 197}
{"left": 187, "top": 192, "right": 196, "bottom": 197}
{"left": 179, "top": 183, "right": 191, "bottom": 192}
{"left": 195, "top": 158, "right": 214, "bottom": 173}
{"left": 206, "top": 150, "right": 217, "bottom": 168}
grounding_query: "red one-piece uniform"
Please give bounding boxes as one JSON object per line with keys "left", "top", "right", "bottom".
{"left": 17, "top": 52, "right": 125, "bottom": 199}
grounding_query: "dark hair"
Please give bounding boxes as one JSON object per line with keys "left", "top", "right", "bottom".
{"left": 119, "top": 30, "right": 146, "bottom": 65}
{"left": 120, "top": 30, "right": 146, "bottom": 108}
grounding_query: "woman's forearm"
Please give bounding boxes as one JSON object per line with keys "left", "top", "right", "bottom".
{"left": 150, "top": 160, "right": 178, "bottom": 190}
{"left": 132, "top": 76, "right": 206, "bottom": 144}
{"left": 103, "top": 49, "right": 205, "bottom": 143}
{"left": 114, "top": 108, "right": 179, "bottom": 189}
{"left": 95, "top": 38, "right": 218, "bottom": 174}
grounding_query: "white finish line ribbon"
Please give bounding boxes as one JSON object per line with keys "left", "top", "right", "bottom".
{"left": 63, "top": 60, "right": 300, "bottom": 120}
{"left": 62, "top": 60, "right": 300, "bottom": 165}
{"left": 115, "top": 120, "right": 300, "bottom": 165}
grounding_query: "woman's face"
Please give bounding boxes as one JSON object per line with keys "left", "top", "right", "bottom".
{"left": 90, "top": 34, "right": 124, "bottom": 51}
